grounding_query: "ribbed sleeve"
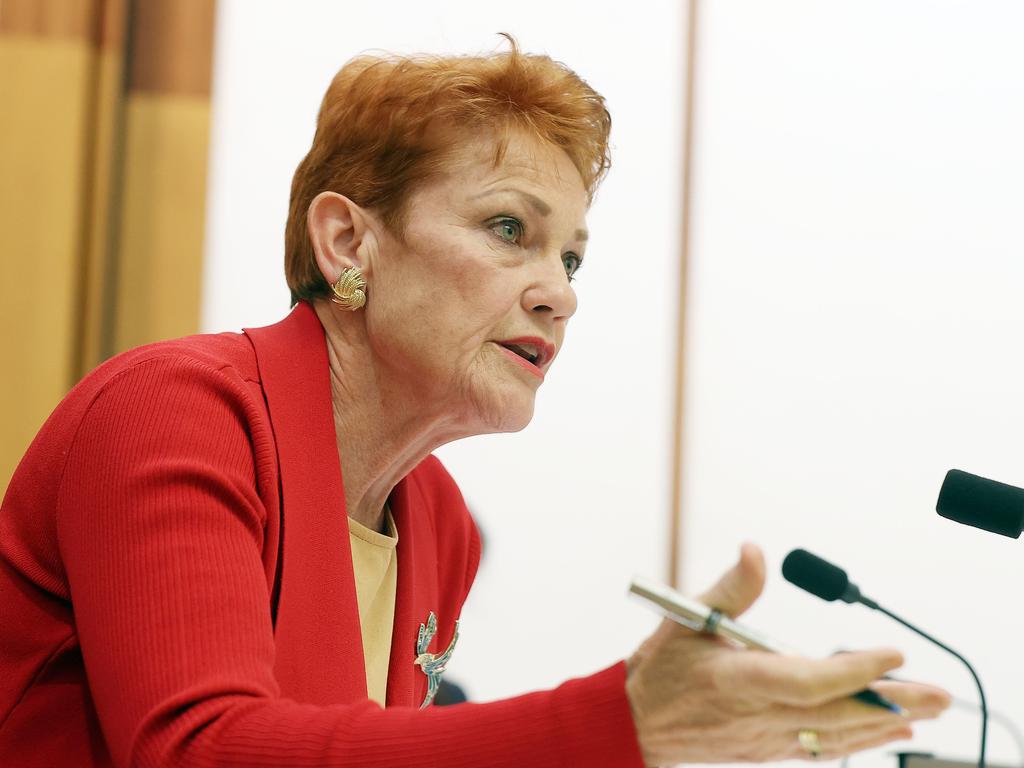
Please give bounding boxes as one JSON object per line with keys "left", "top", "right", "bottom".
{"left": 188, "top": 663, "right": 640, "bottom": 768}
{"left": 52, "top": 355, "right": 644, "bottom": 768}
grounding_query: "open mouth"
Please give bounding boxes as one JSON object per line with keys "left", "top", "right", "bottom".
{"left": 500, "top": 342, "right": 542, "bottom": 366}
{"left": 493, "top": 337, "right": 554, "bottom": 374}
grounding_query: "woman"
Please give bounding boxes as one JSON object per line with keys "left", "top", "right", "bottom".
{"left": 0, "top": 41, "right": 948, "bottom": 767}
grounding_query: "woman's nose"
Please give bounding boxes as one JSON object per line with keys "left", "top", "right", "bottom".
{"left": 521, "top": 254, "right": 578, "bottom": 321}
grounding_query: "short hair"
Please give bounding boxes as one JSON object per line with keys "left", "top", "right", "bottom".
{"left": 284, "top": 35, "right": 612, "bottom": 303}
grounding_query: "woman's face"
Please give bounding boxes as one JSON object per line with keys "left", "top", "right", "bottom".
{"left": 365, "top": 130, "right": 589, "bottom": 435}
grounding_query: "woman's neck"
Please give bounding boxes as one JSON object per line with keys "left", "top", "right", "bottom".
{"left": 314, "top": 302, "right": 466, "bottom": 533}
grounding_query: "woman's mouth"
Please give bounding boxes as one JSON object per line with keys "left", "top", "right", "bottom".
{"left": 493, "top": 337, "right": 554, "bottom": 380}
{"left": 502, "top": 342, "right": 541, "bottom": 364}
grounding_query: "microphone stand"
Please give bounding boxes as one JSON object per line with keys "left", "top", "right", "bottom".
{"left": 862, "top": 597, "right": 988, "bottom": 768}
{"left": 782, "top": 550, "right": 990, "bottom": 768}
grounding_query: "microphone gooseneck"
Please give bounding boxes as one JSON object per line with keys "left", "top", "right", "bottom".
{"left": 782, "top": 549, "right": 988, "bottom": 768}
{"left": 937, "top": 469, "right": 1024, "bottom": 539}
{"left": 871, "top": 604, "right": 988, "bottom": 768}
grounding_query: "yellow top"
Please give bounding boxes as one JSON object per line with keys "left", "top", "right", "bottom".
{"left": 348, "top": 509, "right": 399, "bottom": 706}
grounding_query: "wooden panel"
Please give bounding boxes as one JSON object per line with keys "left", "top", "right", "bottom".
{"left": 0, "top": 35, "right": 93, "bottom": 491}
{"left": 129, "top": 0, "right": 215, "bottom": 96}
{"left": 113, "top": 94, "right": 211, "bottom": 352}
{"left": 0, "top": 0, "right": 99, "bottom": 41}
{"left": 76, "top": 0, "right": 128, "bottom": 376}
{"left": 74, "top": 43, "right": 126, "bottom": 376}
{"left": 110, "top": 0, "right": 215, "bottom": 353}
{"left": 0, "top": 0, "right": 215, "bottom": 493}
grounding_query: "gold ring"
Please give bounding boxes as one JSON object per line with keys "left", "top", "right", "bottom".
{"left": 798, "top": 728, "right": 822, "bottom": 758}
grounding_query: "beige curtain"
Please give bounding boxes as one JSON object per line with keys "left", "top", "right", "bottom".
{"left": 0, "top": 0, "right": 216, "bottom": 494}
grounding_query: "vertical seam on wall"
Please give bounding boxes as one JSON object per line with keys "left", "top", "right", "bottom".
{"left": 98, "top": 0, "right": 135, "bottom": 364}
{"left": 669, "top": 0, "right": 700, "bottom": 589}
{"left": 71, "top": 5, "right": 106, "bottom": 383}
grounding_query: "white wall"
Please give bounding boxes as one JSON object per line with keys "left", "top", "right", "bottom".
{"left": 681, "top": 2, "right": 1024, "bottom": 767}
{"left": 202, "top": 1, "right": 683, "bottom": 701}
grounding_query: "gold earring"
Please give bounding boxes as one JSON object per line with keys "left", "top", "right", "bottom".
{"left": 330, "top": 267, "right": 367, "bottom": 310}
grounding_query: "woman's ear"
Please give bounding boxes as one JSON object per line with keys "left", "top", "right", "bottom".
{"left": 307, "top": 191, "right": 378, "bottom": 285}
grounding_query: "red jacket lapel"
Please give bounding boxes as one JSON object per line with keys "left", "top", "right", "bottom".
{"left": 387, "top": 467, "right": 467, "bottom": 709}
{"left": 386, "top": 476, "right": 432, "bottom": 708}
{"left": 245, "top": 302, "right": 367, "bottom": 705}
{"left": 245, "top": 301, "right": 445, "bottom": 710}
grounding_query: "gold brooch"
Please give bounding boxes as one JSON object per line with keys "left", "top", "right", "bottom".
{"left": 414, "top": 612, "right": 459, "bottom": 709}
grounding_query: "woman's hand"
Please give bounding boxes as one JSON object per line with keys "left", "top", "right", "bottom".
{"left": 625, "top": 544, "right": 951, "bottom": 766}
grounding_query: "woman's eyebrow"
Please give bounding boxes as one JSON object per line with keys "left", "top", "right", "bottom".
{"left": 470, "top": 187, "right": 588, "bottom": 241}
{"left": 471, "top": 187, "right": 552, "bottom": 216}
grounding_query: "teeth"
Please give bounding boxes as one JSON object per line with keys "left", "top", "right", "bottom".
{"left": 504, "top": 343, "right": 540, "bottom": 363}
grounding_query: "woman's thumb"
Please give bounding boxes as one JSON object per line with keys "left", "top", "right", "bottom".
{"left": 695, "top": 542, "right": 767, "bottom": 619}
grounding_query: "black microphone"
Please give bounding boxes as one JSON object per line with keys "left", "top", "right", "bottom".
{"left": 937, "top": 469, "right": 1024, "bottom": 539}
{"left": 782, "top": 548, "right": 989, "bottom": 768}
{"left": 781, "top": 549, "right": 879, "bottom": 608}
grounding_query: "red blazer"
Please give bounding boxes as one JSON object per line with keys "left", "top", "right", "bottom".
{"left": 0, "top": 302, "right": 642, "bottom": 767}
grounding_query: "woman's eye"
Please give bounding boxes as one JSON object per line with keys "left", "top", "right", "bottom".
{"left": 563, "top": 253, "right": 582, "bottom": 280}
{"left": 490, "top": 217, "right": 524, "bottom": 244}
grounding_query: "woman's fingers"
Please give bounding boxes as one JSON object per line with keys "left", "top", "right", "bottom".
{"left": 721, "top": 648, "right": 906, "bottom": 708}
{"left": 775, "top": 680, "right": 951, "bottom": 731}
{"left": 871, "top": 679, "right": 952, "bottom": 718}
{"left": 780, "top": 697, "right": 905, "bottom": 731}
{"left": 800, "top": 723, "right": 915, "bottom": 761}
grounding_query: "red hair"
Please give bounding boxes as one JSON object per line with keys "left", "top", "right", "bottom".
{"left": 285, "top": 36, "right": 612, "bottom": 302}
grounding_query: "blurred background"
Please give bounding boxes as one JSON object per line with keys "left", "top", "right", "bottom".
{"left": 2, "top": 2, "right": 1022, "bottom": 767}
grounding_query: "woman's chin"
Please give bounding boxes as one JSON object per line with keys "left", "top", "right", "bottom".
{"left": 471, "top": 391, "right": 536, "bottom": 435}
{"left": 489, "top": 404, "right": 535, "bottom": 434}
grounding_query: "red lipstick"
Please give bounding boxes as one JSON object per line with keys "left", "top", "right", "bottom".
{"left": 494, "top": 336, "right": 556, "bottom": 380}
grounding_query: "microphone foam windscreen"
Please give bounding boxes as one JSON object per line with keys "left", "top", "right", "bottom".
{"left": 937, "top": 469, "right": 1024, "bottom": 539}
{"left": 781, "top": 549, "right": 850, "bottom": 601}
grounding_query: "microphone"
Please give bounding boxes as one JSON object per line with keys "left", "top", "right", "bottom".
{"left": 781, "top": 549, "right": 879, "bottom": 608}
{"left": 782, "top": 548, "right": 989, "bottom": 768}
{"left": 936, "top": 469, "right": 1024, "bottom": 539}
